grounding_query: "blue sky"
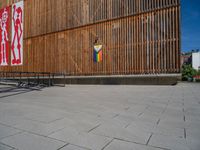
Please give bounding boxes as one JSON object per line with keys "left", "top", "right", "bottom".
{"left": 181, "top": 0, "right": 200, "bottom": 52}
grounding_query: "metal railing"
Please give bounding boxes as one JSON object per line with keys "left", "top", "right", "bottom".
{"left": 0, "top": 71, "right": 66, "bottom": 88}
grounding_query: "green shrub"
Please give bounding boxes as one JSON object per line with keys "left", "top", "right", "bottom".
{"left": 182, "top": 64, "right": 197, "bottom": 81}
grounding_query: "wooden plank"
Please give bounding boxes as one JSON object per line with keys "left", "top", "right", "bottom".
{"left": 0, "top": 0, "right": 181, "bottom": 76}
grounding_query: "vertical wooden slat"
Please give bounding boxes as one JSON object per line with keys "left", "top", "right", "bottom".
{"left": 0, "top": 0, "right": 180, "bottom": 76}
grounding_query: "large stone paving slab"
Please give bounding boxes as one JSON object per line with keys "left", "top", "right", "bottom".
{"left": 12, "top": 119, "right": 65, "bottom": 136}
{"left": 1, "top": 132, "right": 66, "bottom": 150}
{"left": 0, "top": 143, "right": 14, "bottom": 150}
{"left": 104, "top": 139, "right": 163, "bottom": 150}
{"left": 185, "top": 127, "right": 200, "bottom": 150}
{"left": 0, "top": 124, "right": 21, "bottom": 140}
{"left": 0, "top": 114, "right": 25, "bottom": 126}
{"left": 59, "top": 144, "right": 88, "bottom": 150}
{"left": 152, "top": 125, "right": 184, "bottom": 138}
{"left": 45, "top": 117, "right": 100, "bottom": 133}
{"left": 149, "top": 134, "right": 190, "bottom": 150}
{"left": 91, "top": 123, "right": 151, "bottom": 145}
{"left": 126, "top": 119, "right": 157, "bottom": 133}
{"left": 0, "top": 83, "right": 200, "bottom": 150}
{"left": 49, "top": 128, "right": 112, "bottom": 150}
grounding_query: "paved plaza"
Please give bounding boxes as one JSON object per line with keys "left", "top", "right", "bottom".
{"left": 0, "top": 83, "right": 199, "bottom": 150}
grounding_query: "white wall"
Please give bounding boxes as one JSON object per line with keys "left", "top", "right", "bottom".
{"left": 192, "top": 52, "right": 200, "bottom": 70}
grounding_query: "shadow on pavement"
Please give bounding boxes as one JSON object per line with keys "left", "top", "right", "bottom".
{"left": 0, "top": 85, "right": 44, "bottom": 99}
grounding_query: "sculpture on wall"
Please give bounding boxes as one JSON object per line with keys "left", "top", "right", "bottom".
{"left": 0, "top": 7, "right": 9, "bottom": 66}
{"left": 11, "top": 1, "right": 23, "bottom": 66}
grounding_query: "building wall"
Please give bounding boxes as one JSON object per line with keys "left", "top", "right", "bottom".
{"left": 192, "top": 52, "right": 200, "bottom": 70}
{"left": 0, "top": 0, "right": 181, "bottom": 75}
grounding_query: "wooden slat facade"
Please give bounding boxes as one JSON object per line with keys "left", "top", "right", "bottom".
{"left": 0, "top": 0, "right": 181, "bottom": 75}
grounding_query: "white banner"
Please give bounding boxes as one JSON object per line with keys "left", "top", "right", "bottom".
{"left": 11, "top": 1, "right": 23, "bottom": 66}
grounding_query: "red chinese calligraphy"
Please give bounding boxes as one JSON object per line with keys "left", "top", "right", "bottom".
{"left": 11, "top": 1, "right": 23, "bottom": 66}
{"left": 0, "top": 7, "right": 10, "bottom": 66}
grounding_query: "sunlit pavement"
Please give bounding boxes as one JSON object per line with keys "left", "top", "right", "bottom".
{"left": 0, "top": 83, "right": 199, "bottom": 150}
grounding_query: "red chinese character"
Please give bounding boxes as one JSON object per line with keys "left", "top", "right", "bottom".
{"left": 11, "top": 4, "right": 23, "bottom": 65}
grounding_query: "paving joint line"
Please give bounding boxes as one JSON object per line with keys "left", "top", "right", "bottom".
{"left": 68, "top": 143, "right": 91, "bottom": 150}
{"left": 46, "top": 117, "right": 66, "bottom": 124}
{"left": 138, "top": 105, "right": 150, "bottom": 117}
{"left": 101, "top": 139, "right": 114, "bottom": 150}
{"left": 0, "top": 121, "right": 65, "bottom": 143}
{"left": 125, "top": 122, "right": 131, "bottom": 128}
{"left": 87, "top": 124, "right": 101, "bottom": 133}
{"left": 184, "top": 128, "right": 186, "bottom": 139}
{"left": 149, "top": 145, "right": 171, "bottom": 150}
{"left": 0, "top": 122, "right": 24, "bottom": 132}
{"left": 146, "top": 133, "right": 153, "bottom": 145}
{"left": 138, "top": 112, "right": 144, "bottom": 116}
{"left": 112, "top": 114, "right": 119, "bottom": 119}
{"left": 157, "top": 119, "right": 161, "bottom": 125}
{"left": 0, "top": 142, "right": 18, "bottom": 150}
{"left": 0, "top": 125, "right": 69, "bottom": 144}
{"left": 57, "top": 143, "right": 69, "bottom": 150}
{"left": 114, "top": 137, "right": 170, "bottom": 150}
{"left": 47, "top": 127, "right": 66, "bottom": 136}
{"left": 0, "top": 131, "right": 24, "bottom": 141}
{"left": 183, "top": 115, "right": 186, "bottom": 122}
{"left": 27, "top": 131, "right": 68, "bottom": 143}
{"left": 113, "top": 137, "right": 144, "bottom": 146}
